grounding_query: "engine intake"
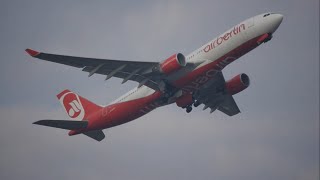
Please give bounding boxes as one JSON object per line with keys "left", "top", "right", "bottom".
{"left": 154, "top": 53, "right": 186, "bottom": 75}
{"left": 225, "top": 73, "right": 250, "bottom": 95}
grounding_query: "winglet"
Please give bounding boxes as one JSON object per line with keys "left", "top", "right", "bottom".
{"left": 25, "top": 48, "right": 40, "bottom": 57}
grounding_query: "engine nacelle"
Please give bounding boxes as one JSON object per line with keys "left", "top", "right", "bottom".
{"left": 153, "top": 53, "right": 186, "bottom": 75}
{"left": 225, "top": 73, "right": 250, "bottom": 95}
{"left": 176, "top": 93, "right": 193, "bottom": 108}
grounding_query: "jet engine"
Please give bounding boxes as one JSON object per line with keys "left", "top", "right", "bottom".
{"left": 153, "top": 53, "right": 186, "bottom": 75}
{"left": 225, "top": 73, "right": 250, "bottom": 95}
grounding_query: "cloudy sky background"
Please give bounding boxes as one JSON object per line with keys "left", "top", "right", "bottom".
{"left": 0, "top": 0, "right": 319, "bottom": 180}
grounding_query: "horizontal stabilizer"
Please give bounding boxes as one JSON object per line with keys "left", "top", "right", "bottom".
{"left": 83, "top": 130, "right": 105, "bottom": 141}
{"left": 33, "top": 119, "right": 88, "bottom": 130}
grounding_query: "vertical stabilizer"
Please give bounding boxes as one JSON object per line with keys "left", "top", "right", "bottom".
{"left": 57, "top": 89, "right": 102, "bottom": 121}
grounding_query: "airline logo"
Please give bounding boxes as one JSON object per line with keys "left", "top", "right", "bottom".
{"left": 58, "top": 91, "right": 85, "bottom": 120}
{"left": 204, "top": 24, "right": 246, "bottom": 53}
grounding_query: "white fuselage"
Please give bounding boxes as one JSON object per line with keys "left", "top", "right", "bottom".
{"left": 111, "top": 13, "right": 283, "bottom": 106}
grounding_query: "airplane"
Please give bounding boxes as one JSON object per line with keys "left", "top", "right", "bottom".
{"left": 26, "top": 12, "right": 283, "bottom": 141}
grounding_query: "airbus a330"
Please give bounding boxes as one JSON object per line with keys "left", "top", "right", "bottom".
{"left": 26, "top": 13, "right": 283, "bottom": 141}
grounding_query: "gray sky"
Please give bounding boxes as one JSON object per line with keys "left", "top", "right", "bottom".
{"left": 0, "top": 0, "right": 319, "bottom": 180}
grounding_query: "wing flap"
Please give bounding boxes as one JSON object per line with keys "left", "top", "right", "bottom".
{"left": 217, "top": 95, "right": 241, "bottom": 116}
{"left": 82, "top": 66, "right": 160, "bottom": 90}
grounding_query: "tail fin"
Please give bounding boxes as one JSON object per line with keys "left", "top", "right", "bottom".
{"left": 33, "top": 90, "right": 105, "bottom": 141}
{"left": 57, "top": 89, "right": 102, "bottom": 120}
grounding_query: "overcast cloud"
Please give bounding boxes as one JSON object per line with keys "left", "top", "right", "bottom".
{"left": 0, "top": 0, "right": 319, "bottom": 180}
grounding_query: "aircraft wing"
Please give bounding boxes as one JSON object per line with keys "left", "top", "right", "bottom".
{"left": 25, "top": 49, "right": 162, "bottom": 90}
{"left": 194, "top": 72, "right": 241, "bottom": 116}
{"left": 216, "top": 95, "right": 241, "bottom": 116}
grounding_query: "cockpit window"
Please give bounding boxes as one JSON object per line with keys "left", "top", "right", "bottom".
{"left": 263, "top": 13, "right": 270, "bottom": 17}
{"left": 263, "top": 13, "right": 275, "bottom": 17}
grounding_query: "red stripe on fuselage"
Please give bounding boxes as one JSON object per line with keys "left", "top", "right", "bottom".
{"left": 71, "top": 91, "right": 162, "bottom": 134}
{"left": 175, "top": 34, "right": 263, "bottom": 93}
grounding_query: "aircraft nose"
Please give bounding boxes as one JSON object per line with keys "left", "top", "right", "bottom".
{"left": 270, "top": 14, "right": 283, "bottom": 33}
{"left": 275, "top": 14, "right": 284, "bottom": 25}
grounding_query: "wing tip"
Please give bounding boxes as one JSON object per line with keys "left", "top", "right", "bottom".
{"left": 25, "top": 48, "right": 40, "bottom": 57}
{"left": 33, "top": 120, "right": 43, "bottom": 125}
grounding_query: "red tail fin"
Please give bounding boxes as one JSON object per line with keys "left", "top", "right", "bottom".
{"left": 57, "top": 90, "right": 102, "bottom": 120}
